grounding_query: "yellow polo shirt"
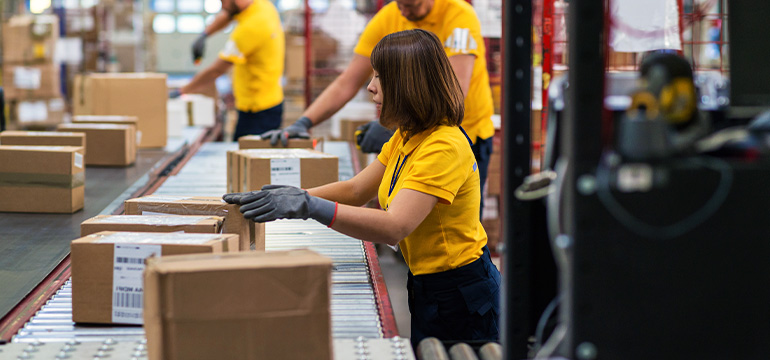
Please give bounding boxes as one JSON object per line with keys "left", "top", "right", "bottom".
{"left": 355, "top": 0, "right": 495, "bottom": 143}
{"left": 219, "top": 0, "right": 284, "bottom": 113}
{"left": 378, "top": 126, "right": 487, "bottom": 275}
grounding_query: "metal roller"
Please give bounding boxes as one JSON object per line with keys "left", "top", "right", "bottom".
{"left": 417, "top": 337, "right": 450, "bottom": 360}
{"left": 478, "top": 342, "right": 503, "bottom": 360}
{"left": 448, "top": 343, "right": 479, "bottom": 360}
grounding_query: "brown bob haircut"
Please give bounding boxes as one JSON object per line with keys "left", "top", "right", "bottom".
{"left": 371, "top": 29, "right": 464, "bottom": 140}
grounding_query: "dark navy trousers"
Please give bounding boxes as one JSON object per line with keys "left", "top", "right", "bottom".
{"left": 407, "top": 246, "right": 501, "bottom": 349}
{"left": 234, "top": 102, "right": 283, "bottom": 140}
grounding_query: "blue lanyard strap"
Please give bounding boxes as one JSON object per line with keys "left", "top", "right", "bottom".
{"left": 388, "top": 154, "right": 409, "bottom": 197}
{"left": 459, "top": 126, "right": 473, "bottom": 147}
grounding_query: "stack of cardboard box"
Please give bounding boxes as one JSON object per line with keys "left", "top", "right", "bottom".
{"left": 124, "top": 195, "right": 263, "bottom": 252}
{"left": 2, "top": 15, "right": 63, "bottom": 129}
{"left": 227, "top": 149, "right": 338, "bottom": 193}
{"left": 0, "top": 145, "right": 85, "bottom": 213}
{"left": 70, "top": 231, "right": 240, "bottom": 325}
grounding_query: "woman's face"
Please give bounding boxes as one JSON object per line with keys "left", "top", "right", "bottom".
{"left": 367, "top": 71, "right": 383, "bottom": 113}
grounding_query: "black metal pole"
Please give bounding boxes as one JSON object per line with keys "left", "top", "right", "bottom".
{"left": 500, "top": 0, "right": 533, "bottom": 359}
{"left": 559, "top": 0, "right": 606, "bottom": 356}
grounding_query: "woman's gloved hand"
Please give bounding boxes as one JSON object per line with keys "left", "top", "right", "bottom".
{"left": 223, "top": 185, "right": 337, "bottom": 226}
{"left": 355, "top": 120, "right": 394, "bottom": 154}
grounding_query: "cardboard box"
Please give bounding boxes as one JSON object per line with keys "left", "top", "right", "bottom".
{"left": 0, "top": 145, "right": 84, "bottom": 213}
{"left": 144, "top": 250, "right": 333, "bottom": 360}
{"left": 227, "top": 150, "right": 241, "bottom": 193}
{"left": 124, "top": 195, "right": 263, "bottom": 251}
{"left": 3, "top": 63, "right": 61, "bottom": 100}
{"left": 234, "top": 149, "right": 338, "bottom": 192}
{"left": 11, "top": 98, "right": 66, "bottom": 126}
{"left": 238, "top": 135, "right": 320, "bottom": 150}
{"left": 73, "top": 73, "right": 168, "bottom": 148}
{"left": 0, "top": 131, "right": 85, "bottom": 150}
{"left": 338, "top": 119, "right": 371, "bottom": 142}
{"left": 80, "top": 215, "right": 225, "bottom": 237}
{"left": 58, "top": 123, "right": 136, "bottom": 166}
{"left": 2, "top": 15, "right": 59, "bottom": 64}
{"left": 71, "top": 231, "right": 239, "bottom": 325}
{"left": 72, "top": 115, "right": 140, "bottom": 146}
{"left": 180, "top": 94, "right": 216, "bottom": 127}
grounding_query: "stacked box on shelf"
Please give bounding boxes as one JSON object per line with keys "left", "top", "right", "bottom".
{"left": 71, "top": 231, "right": 240, "bottom": 325}
{"left": 124, "top": 195, "right": 263, "bottom": 251}
{"left": 0, "top": 145, "right": 84, "bottom": 213}
{"left": 2, "top": 15, "right": 63, "bottom": 129}
{"left": 226, "top": 149, "right": 338, "bottom": 193}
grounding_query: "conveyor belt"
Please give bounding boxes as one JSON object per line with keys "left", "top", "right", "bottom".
{"left": 0, "top": 128, "right": 207, "bottom": 330}
{"left": 7, "top": 141, "right": 404, "bottom": 356}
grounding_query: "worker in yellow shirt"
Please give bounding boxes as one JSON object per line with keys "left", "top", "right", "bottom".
{"left": 226, "top": 29, "right": 500, "bottom": 348}
{"left": 179, "top": 0, "right": 285, "bottom": 140}
{"left": 261, "top": 0, "right": 496, "bottom": 205}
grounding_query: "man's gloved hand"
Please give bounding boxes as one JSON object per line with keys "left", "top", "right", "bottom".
{"left": 168, "top": 89, "right": 182, "bottom": 99}
{"left": 223, "top": 185, "right": 337, "bottom": 226}
{"left": 356, "top": 120, "right": 394, "bottom": 154}
{"left": 191, "top": 32, "right": 208, "bottom": 64}
{"left": 260, "top": 116, "right": 313, "bottom": 147}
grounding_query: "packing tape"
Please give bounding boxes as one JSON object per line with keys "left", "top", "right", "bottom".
{"left": 0, "top": 171, "right": 84, "bottom": 188}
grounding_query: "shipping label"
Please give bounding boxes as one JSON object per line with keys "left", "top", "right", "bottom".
{"left": 112, "top": 244, "right": 161, "bottom": 324}
{"left": 270, "top": 158, "right": 301, "bottom": 188}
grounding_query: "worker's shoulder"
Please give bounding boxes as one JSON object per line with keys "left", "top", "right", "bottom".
{"left": 440, "top": 0, "right": 481, "bottom": 24}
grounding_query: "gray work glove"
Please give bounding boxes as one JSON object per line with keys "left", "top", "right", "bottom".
{"left": 223, "top": 185, "right": 336, "bottom": 226}
{"left": 192, "top": 32, "right": 207, "bottom": 64}
{"left": 356, "top": 120, "right": 394, "bottom": 154}
{"left": 260, "top": 116, "right": 312, "bottom": 147}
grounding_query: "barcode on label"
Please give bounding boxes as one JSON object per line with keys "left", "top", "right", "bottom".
{"left": 116, "top": 257, "right": 144, "bottom": 264}
{"left": 271, "top": 167, "right": 293, "bottom": 171}
{"left": 114, "top": 291, "right": 142, "bottom": 308}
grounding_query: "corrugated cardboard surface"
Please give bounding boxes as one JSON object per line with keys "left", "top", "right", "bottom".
{"left": 237, "top": 136, "right": 320, "bottom": 150}
{"left": 72, "top": 115, "right": 139, "bottom": 127}
{"left": 70, "top": 231, "right": 239, "bottom": 325}
{"left": 233, "top": 149, "right": 339, "bottom": 192}
{"left": 80, "top": 215, "right": 224, "bottom": 237}
{"left": 0, "top": 145, "right": 84, "bottom": 213}
{"left": 124, "top": 195, "right": 262, "bottom": 251}
{"left": 2, "top": 63, "right": 61, "bottom": 100}
{"left": 2, "top": 15, "right": 59, "bottom": 64}
{"left": 72, "top": 73, "right": 167, "bottom": 148}
{"left": 57, "top": 123, "right": 136, "bottom": 166}
{"left": 144, "top": 250, "right": 333, "bottom": 360}
{"left": 0, "top": 131, "right": 85, "bottom": 151}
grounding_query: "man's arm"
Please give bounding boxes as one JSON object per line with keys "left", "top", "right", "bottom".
{"left": 181, "top": 58, "right": 232, "bottom": 94}
{"left": 302, "top": 54, "right": 374, "bottom": 125}
{"left": 204, "top": 10, "right": 233, "bottom": 36}
{"left": 449, "top": 54, "right": 475, "bottom": 99}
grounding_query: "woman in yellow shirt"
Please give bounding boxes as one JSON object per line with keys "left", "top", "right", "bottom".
{"left": 224, "top": 29, "right": 500, "bottom": 347}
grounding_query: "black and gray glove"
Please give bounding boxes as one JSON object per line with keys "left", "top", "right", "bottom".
{"left": 260, "top": 116, "right": 313, "bottom": 147}
{"left": 192, "top": 32, "right": 207, "bottom": 64}
{"left": 223, "top": 185, "right": 337, "bottom": 226}
{"left": 356, "top": 120, "right": 394, "bottom": 154}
